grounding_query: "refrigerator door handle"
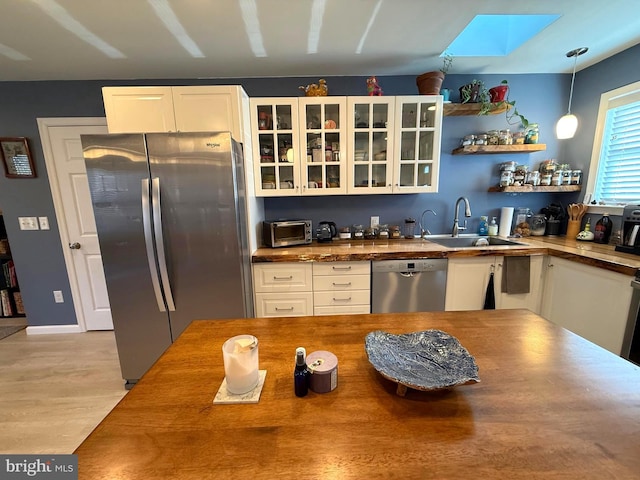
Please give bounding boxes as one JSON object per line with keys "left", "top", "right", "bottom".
{"left": 142, "top": 178, "right": 166, "bottom": 312}
{"left": 151, "top": 177, "right": 176, "bottom": 311}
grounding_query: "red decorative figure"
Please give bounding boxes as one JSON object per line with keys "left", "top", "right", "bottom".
{"left": 367, "top": 76, "right": 383, "bottom": 96}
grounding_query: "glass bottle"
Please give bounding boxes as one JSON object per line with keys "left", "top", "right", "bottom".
{"left": 525, "top": 124, "right": 539, "bottom": 144}
{"left": 404, "top": 218, "right": 416, "bottom": 239}
{"left": 294, "top": 347, "right": 309, "bottom": 397}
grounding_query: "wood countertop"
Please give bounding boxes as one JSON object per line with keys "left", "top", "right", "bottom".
{"left": 75, "top": 310, "right": 640, "bottom": 479}
{"left": 253, "top": 236, "right": 640, "bottom": 276}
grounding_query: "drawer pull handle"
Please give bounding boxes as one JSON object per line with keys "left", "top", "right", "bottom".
{"left": 332, "top": 282, "right": 352, "bottom": 287}
{"left": 332, "top": 266, "right": 352, "bottom": 271}
{"left": 273, "top": 275, "right": 294, "bottom": 280}
{"left": 275, "top": 306, "right": 295, "bottom": 311}
{"left": 333, "top": 297, "right": 352, "bottom": 302}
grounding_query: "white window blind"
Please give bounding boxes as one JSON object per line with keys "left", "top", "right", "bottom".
{"left": 592, "top": 92, "right": 640, "bottom": 205}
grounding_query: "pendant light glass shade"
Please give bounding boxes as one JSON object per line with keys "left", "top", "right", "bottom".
{"left": 555, "top": 47, "right": 588, "bottom": 140}
{"left": 556, "top": 114, "right": 578, "bottom": 139}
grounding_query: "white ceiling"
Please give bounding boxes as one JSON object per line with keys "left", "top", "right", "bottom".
{"left": 1, "top": 0, "right": 639, "bottom": 82}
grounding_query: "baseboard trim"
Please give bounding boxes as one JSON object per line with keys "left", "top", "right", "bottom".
{"left": 26, "top": 324, "right": 83, "bottom": 335}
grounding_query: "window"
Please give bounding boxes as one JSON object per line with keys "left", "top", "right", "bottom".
{"left": 586, "top": 81, "right": 640, "bottom": 208}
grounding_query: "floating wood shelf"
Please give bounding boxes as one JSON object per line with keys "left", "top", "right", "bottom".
{"left": 488, "top": 185, "right": 582, "bottom": 193}
{"left": 443, "top": 102, "right": 511, "bottom": 116}
{"left": 452, "top": 144, "right": 547, "bottom": 155}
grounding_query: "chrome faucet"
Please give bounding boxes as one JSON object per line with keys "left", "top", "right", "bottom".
{"left": 451, "top": 197, "right": 472, "bottom": 237}
{"left": 419, "top": 209, "right": 437, "bottom": 237}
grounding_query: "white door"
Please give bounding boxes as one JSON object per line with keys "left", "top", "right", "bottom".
{"left": 37, "top": 118, "right": 112, "bottom": 331}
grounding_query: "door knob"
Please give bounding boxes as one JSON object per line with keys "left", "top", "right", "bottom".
{"left": 69, "top": 242, "right": 81, "bottom": 250}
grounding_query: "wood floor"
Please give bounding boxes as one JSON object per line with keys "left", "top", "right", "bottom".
{"left": 0, "top": 321, "right": 127, "bottom": 454}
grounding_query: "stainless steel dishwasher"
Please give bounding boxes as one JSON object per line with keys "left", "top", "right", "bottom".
{"left": 371, "top": 259, "right": 447, "bottom": 313}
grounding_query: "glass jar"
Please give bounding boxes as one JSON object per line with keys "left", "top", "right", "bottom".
{"left": 514, "top": 165, "right": 528, "bottom": 185}
{"left": 500, "top": 170, "right": 514, "bottom": 187}
{"left": 530, "top": 214, "right": 547, "bottom": 236}
{"left": 475, "top": 134, "right": 488, "bottom": 145}
{"left": 525, "top": 171, "right": 540, "bottom": 186}
{"left": 461, "top": 134, "right": 476, "bottom": 146}
{"left": 338, "top": 226, "right": 351, "bottom": 240}
{"left": 498, "top": 129, "right": 512, "bottom": 145}
{"left": 551, "top": 170, "right": 563, "bottom": 186}
{"left": 390, "top": 225, "right": 401, "bottom": 238}
{"left": 540, "top": 173, "right": 552, "bottom": 186}
{"left": 487, "top": 130, "right": 500, "bottom": 145}
{"left": 539, "top": 159, "right": 557, "bottom": 175}
{"left": 364, "top": 227, "right": 377, "bottom": 240}
{"left": 500, "top": 161, "right": 517, "bottom": 172}
{"left": 377, "top": 224, "right": 390, "bottom": 239}
{"left": 571, "top": 169, "right": 582, "bottom": 185}
{"left": 404, "top": 218, "right": 416, "bottom": 239}
{"left": 512, "top": 131, "right": 525, "bottom": 145}
{"left": 562, "top": 169, "right": 573, "bottom": 185}
{"left": 525, "top": 124, "right": 539, "bottom": 144}
{"left": 352, "top": 224, "right": 364, "bottom": 239}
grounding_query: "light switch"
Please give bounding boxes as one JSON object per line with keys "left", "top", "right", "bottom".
{"left": 18, "top": 217, "right": 39, "bottom": 230}
{"left": 38, "top": 216, "right": 50, "bottom": 230}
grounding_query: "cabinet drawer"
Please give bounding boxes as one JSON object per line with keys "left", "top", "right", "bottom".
{"left": 253, "top": 263, "right": 313, "bottom": 292}
{"left": 314, "top": 305, "right": 371, "bottom": 316}
{"left": 313, "top": 290, "right": 371, "bottom": 307}
{"left": 313, "top": 261, "right": 370, "bottom": 276}
{"left": 254, "top": 292, "right": 313, "bottom": 317}
{"left": 313, "top": 275, "right": 370, "bottom": 291}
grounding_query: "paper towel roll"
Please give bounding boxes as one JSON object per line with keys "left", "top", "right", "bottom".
{"left": 499, "top": 207, "right": 514, "bottom": 237}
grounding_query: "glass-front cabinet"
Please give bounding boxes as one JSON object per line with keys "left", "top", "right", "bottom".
{"left": 251, "top": 98, "right": 300, "bottom": 197}
{"left": 347, "top": 97, "right": 395, "bottom": 193}
{"left": 298, "top": 97, "right": 347, "bottom": 195}
{"left": 392, "top": 95, "right": 443, "bottom": 193}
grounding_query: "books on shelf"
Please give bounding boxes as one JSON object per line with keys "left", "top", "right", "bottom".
{"left": 1, "top": 289, "right": 13, "bottom": 316}
{"left": 13, "top": 291, "right": 24, "bottom": 315}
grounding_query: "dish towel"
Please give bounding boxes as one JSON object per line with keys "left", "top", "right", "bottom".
{"left": 501, "top": 256, "right": 531, "bottom": 294}
{"left": 483, "top": 272, "right": 495, "bottom": 309}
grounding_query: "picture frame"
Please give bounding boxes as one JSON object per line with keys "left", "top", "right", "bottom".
{"left": 0, "top": 137, "right": 36, "bottom": 178}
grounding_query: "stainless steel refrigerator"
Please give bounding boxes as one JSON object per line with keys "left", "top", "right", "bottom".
{"left": 81, "top": 132, "right": 253, "bottom": 388}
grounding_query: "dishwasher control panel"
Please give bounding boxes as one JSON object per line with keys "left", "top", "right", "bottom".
{"left": 372, "top": 259, "right": 447, "bottom": 273}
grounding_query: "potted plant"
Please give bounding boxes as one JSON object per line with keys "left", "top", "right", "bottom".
{"left": 479, "top": 80, "right": 530, "bottom": 128}
{"left": 459, "top": 79, "right": 488, "bottom": 104}
{"left": 416, "top": 53, "right": 452, "bottom": 95}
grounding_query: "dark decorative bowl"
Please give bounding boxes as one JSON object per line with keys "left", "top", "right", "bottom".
{"left": 364, "top": 330, "right": 480, "bottom": 396}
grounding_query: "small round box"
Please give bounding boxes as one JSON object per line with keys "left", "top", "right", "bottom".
{"left": 306, "top": 351, "right": 338, "bottom": 393}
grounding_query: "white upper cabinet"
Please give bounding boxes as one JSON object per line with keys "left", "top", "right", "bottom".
{"left": 392, "top": 95, "right": 443, "bottom": 193}
{"left": 102, "top": 86, "right": 176, "bottom": 133}
{"left": 347, "top": 97, "right": 395, "bottom": 194}
{"left": 102, "top": 85, "right": 247, "bottom": 141}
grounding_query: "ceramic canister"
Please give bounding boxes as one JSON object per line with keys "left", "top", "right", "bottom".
{"left": 306, "top": 350, "right": 338, "bottom": 393}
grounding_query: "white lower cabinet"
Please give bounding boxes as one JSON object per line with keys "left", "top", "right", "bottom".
{"left": 540, "top": 256, "right": 633, "bottom": 355}
{"left": 445, "top": 255, "right": 544, "bottom": 313}
{"left": 253, "top": 261, "right": 371, "bottom": 317}
{"left": 253, "top": 263, "right": 313, "bottom": 317}
{"left": 313, "top": 262, "right": 371, "bottom": 315}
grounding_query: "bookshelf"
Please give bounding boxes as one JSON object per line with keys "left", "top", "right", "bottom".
{"left": 0, "top": 215, "right": 24, "bottom": 318}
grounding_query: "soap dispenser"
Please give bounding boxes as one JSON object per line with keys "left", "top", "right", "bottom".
{"left": 488, "top": 217, "right": 498, "bottom": 236}
{"left": 478, "top": 216, "right": 489, "bottom": 235}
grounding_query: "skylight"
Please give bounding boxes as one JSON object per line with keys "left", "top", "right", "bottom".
{"left": 445, "top": 14, "right": 561, "bottom": 57}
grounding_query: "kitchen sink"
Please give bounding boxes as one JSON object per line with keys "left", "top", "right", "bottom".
{"left": 423, "top": 235, "right": 527, "bottom": 248}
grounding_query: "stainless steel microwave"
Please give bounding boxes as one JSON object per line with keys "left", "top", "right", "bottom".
{"left": 262, "top": 220, "right": 312, "bottom": 248}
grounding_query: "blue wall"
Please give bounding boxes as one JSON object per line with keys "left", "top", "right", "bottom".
{"left": 0, "top": 42, "right": 636, "bottom": 327}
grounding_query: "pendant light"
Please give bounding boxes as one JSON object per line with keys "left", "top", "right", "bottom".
{"left": 556, "top": 47, "right": 588, "bottom": 139}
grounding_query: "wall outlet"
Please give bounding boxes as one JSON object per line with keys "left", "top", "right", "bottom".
{"left": 53, "top": 290, "right": 64, "bottom": 303}
{"left": 38, "top": 216, "right": 50, "bottom": 230}
{"left": 370, "top": 216, "right": 380, "bottom": 228}
{"left": 18, "top": 217, "right": 39, "bottom": 230}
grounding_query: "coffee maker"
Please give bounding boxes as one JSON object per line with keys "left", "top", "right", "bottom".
{"left": 616, "top": 205, "right": 640, "bottom": 255}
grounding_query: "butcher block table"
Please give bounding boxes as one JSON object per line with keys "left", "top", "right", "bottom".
{"left": 75, "top": 310, "right": 640, "bottom": 479}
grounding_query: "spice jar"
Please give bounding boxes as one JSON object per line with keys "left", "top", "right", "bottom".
{"left": 500, "top": 170, "right": 514, "bottom": 187}
{"left": 353, "top": 224, "right": 364, "bottom": 239}
{"left": 540, "top": 173, "right": 552, "bottom": 186}
{"left": 364, "top": 227, "right": 376, "bottom": 240}
{"left": 512, "top": 131, "right": 525, "bottom": 145}
{"left": 525, "top": 171, "right": 540, "bottom": 186}
{"left": 500, "top": 161, "right": 517, "bottom": 172}
{"left": 562, "top": 169, "right": 573, "bottom": 185}
{"left": 571, "top": 169, "right": 582, "bottom": 185}
{"left": 377, "top": 224, "right": 389, "bottom": 239}
{"left": 551, "top": 170, "right": 563, "bottom": 186}
{"left": 539, "top": 159, "right": 557, "bottom": 175}
{"left": 338, "top": 226, "right": 351, "bottom": 239}
{"left": 475, "top": 134, "right": 488, "bottom": 145}
{"left": 525, "top": 124, "right": 539, "bottom": 144}
{"left": 390, "top": 225, "right": 401, "bottom": 238}
{"left": 498, "top": 129, "right": 512, "bottom": 145}
{"left": 513, "top": 165, "right": 528, "bottom": 185}
{"left": 461, "top": 134, "right": 476, "bottom": 146}
{"left": 487, "top": 130, "right": 500, "bottom": 145}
